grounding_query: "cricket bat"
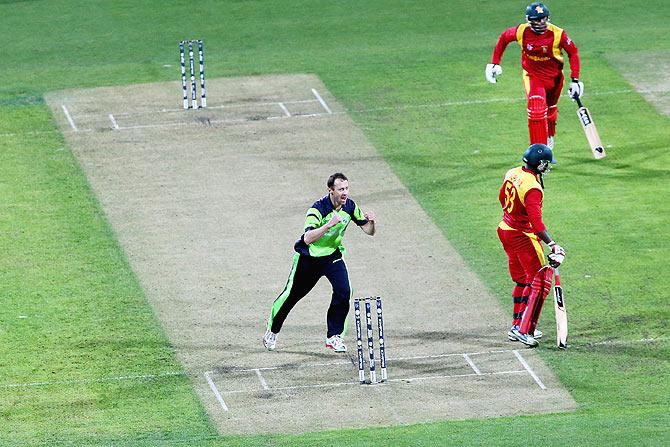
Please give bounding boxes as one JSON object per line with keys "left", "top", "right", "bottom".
{"left": 574, "top": 95, "right": 606, "bottom": 159}
{"left": 553, "top": 267, "right": 568, "bottom": 349}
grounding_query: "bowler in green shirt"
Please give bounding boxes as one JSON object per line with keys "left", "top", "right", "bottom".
{"left": 263, "top": 172, "right": 376, "bottom": 353}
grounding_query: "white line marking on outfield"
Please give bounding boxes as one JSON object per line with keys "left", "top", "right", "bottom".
{"left": 277, "top": 102, "right": 291, "bottom": 117}
{"left": 589, "top": 336, "right": 670, "bottom": 346}
{"left": 312, "top": 88, "right": 332, "bottom": 114}
{"left": 0, "top": 371, "right": 184, "bottom": 389}
{"left": 513, "top": 350, "right": 546, "bottom": 390}
{"left": 204, "top": 371, "right": 229, "bottom": 412}
{"left": 463, "top": 354, "right": 482, "bottom": 375}
{"left": 61, "top": 105, "right": 78, "bottom": 131}
{"left": 56, "top": 87, "right": 649, "bottom": 134}
{"left": 109, "top": 114, "right": 119, "bottom": 130}
{"left": 52, "top": 87, "right": 657, "bottom": 120}
{"left": 254, "top": 369, "right": 269, "bottom": 390}
{"left": 0, "top": 87, "right": 651, "bottom": 139}
{"left": 3, "top": 337, "right": 662, "bottom": 390}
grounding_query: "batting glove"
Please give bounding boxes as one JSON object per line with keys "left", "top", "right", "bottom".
{"left": 547, "top": 242, "right": 566, "bottom": 267}
{"left": 567, "top": 79, "right": 584, "bottom": 99}
{"left": 485, "top": 64, "right": 503, "bottom": 84}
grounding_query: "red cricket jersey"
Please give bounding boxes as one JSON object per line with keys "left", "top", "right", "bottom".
{"left": 499, "top": 166, "right": 546, "bottom": 234}
{"left": 491, "top": 23, "right": 580, "bottom": 81}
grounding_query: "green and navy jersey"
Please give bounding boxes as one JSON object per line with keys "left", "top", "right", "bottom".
{"left": 294, "top": 195, "right": 368, "bottom": 257}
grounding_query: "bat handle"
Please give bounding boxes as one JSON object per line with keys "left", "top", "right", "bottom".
{"left": 573, "top": 94, "right": 583, "bottom": 108}
{"left": 553, "top": 266, "right": 561, "bottom": 286}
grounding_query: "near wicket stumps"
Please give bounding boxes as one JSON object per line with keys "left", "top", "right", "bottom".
{"left": 179, "top": 39, "right": 206, "bottom": 109}
{"left": 354, "top": 296, "right": 387, "bottom": 384}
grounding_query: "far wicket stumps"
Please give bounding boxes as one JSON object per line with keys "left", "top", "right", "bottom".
{"left": 179, "top": 39, "right": 207, "bottom": 109}
{"left": 354, "top": 296, "right": 387, "bottom": 384}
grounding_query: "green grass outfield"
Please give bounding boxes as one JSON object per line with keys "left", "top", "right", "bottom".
{"left": 1, "top": 0, "right": 668, "bottom": 445}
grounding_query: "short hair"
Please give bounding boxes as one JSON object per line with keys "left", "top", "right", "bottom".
{"left": 327, "top": 172, "right": 348, "bottom": 188}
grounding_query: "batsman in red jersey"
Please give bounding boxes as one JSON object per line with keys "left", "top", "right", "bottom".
{"left": 498, "top": 144, "right": 565, "bottom": 347}
{"left": 485, "top": 2, "right": 584, "bottom": 150}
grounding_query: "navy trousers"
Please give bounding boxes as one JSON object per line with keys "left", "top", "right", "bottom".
{"left": 268, "top": 251, "right": 351, "bottom": 337}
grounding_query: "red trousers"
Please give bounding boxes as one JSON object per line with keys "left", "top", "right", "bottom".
{"left": 498, "top": 224, "right": 546, "bottom": 325}
{"left": 497, "top": 224, "right": 545, "bottom": 284}
{"left": 523, "top": 71, "right": 564, "bottom": 139}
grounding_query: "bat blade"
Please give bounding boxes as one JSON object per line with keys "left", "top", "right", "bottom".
{"left": 574, "top": 96, "right": 606, "bottom": 160}
{"left": 553, "top": 268, "right": 568, "bottom": 349}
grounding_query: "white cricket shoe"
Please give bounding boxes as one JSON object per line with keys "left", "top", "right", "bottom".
{"left": 508, "top": 325, "right": 543, "bottom": 341}
{"left": 262, "top": 330, "right": 277, "bottom": 351}
{"left": 325, "top": 335, "right": 347, "bottom": 353}
{"left": 511, "top": 327, "right": 538, "bottom": 347}
{"left": 547, "top": 136, "right": 554, "bottom": 149}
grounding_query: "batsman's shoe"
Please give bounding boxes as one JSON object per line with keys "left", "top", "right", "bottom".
{"left": 511, "top": 327, "right": 538, "bottom": 347}
{"left": 325, "top": 335, "right": 347, "bottom": 353}
{"left": 262, "top": 330, "right": 277, "bottom": 351}
{"left": 508, "top": 325, "right": 543, "bottom": 341}
{"left": 508, "top": 325, "right": 519, "bottom": 341}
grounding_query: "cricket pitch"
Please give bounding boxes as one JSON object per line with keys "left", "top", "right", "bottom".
{"left": 46, "top": 74, "right": 576, "bottom": 435}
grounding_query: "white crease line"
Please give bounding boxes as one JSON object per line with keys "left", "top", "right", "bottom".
{"left": 388, "top": 370, "right": 526, "bottom": 384}
{"left": 62, "top": 87, "right": 654, "bottom": 119}
{"left": 277, "top": 102, "right": 291, "bottom": 117}
{"left": 219, "top": 370, "right": 527, "bottom": 394}
{"left": 225, "top": 349, "right": 515, "bottom": 373}
{"left": 312, "top": 88, "right": 332, "bottom": 114}
{"left": 391, "top": 349, "right": 515, "bottom": 362}
{"left": 51, "top": 87, "right": 655, "bottom": 122}
{"left": 3, "top": 338, "right": 661, "bottom": 390}
{"left": 110, "top": 112, "right": 330, "bottom": 131}
{"left": 61, "top": 105, "right": 77, "bottom": 131}
{"left": 109, "top": 114, "right": 119, "bottom": 130}
{"left": 151, "top": 99, "right": 319, "bottom": 115}
{"left": 294, "top": 112, "right": 327, "bottom": 118}
{"left": 513, "top": 350, "right": 546, "bottom": 390}
{"left": 91, "top": 99, "right": 319, "bottom": 118}
{"left": 5, "top": 87, "right": 653, "bottom": 137}
{"left": 463, "top": 354, "right": 482, "bottom": 375}
{"left": 64, "top": 87, "right": 647, "bottom": 133}
{"left": 254, "top": 369, "right": 269, "bottom": 390}
{"left": 233, "top": 359, "right": 352, "bottom": 373}
{"left": 204, "top": 371, "right": 229, "bottom": 412}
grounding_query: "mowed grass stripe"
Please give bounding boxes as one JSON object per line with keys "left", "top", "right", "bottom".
{"left": 0, "top": 105, "right": 217, "bottom": 444}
